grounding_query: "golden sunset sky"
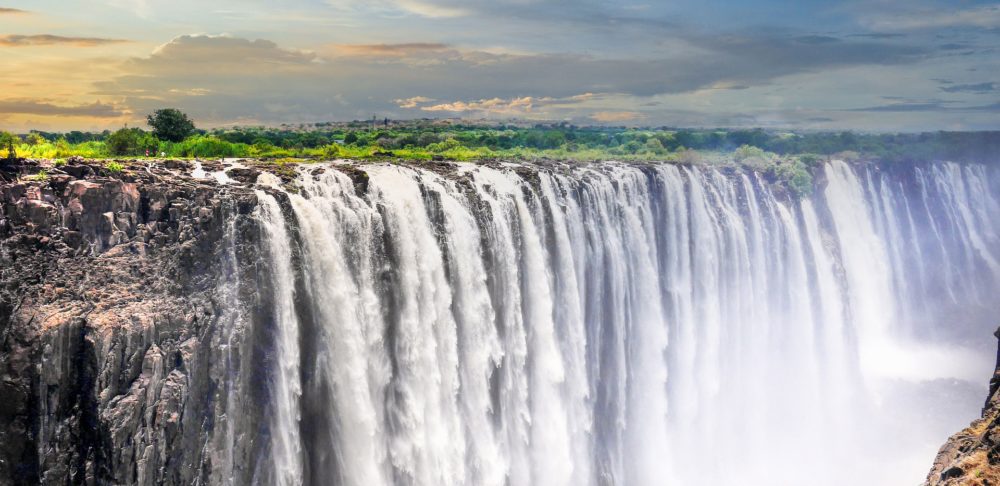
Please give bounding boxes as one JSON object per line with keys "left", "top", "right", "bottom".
{"left": 1, "top": 0, "right": 998, "bottom": 132}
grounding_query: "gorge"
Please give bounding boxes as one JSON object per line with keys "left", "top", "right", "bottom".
{"left": 1, "top": 157, "right": 998, "bottom": 485}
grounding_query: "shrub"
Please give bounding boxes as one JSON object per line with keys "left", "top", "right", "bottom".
{"left": 797, "top": 153, "right": 824, "bottom": 168}
{"left": 734, "top": 144, "right": 767, "bottom": 162}
{"left": 105, "top": 161, "right": 125, "bottom": 173}
{"left": 773, "top": 160, "right": 813, "bottom": 198}
{"left": 107, "top": 128, "right": 159, "bottom": 156}
{"left": 25, "top": 169, "right": 48, "bottom": 181}
{"left": 171, "top": 136, "right": 248, "bottom": 158}
{"left": 645, "top": 138, "right": 666, "bottom": 154}
{"left": 24, "top": 133, "right": 46, "bottom": 146}
{"left": 73, "top": 141, "right": 109, "bottom": 158}
{"left": 322, "top": 144, "right": 341, "bottom": 159}
{"left": 426, "top": 138, "right": 462, "bottom": 152}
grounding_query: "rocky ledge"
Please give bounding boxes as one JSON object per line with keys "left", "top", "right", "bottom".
{"left": 0, "top": 157, "right": 267, "bottom": 485}
{"left": 2, "top": 156, "right": 998, "bottom": 485}
{"left": 925, "top": 329, "right": 1000, "bottom": 485}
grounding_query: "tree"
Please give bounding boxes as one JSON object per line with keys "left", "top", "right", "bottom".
{"left": 25, "top": 132, "right": 46, "bottom": 145}
{"left": 645, "top": 137, "right": 666, "bottom": 154}
{"left": 107, "top": 127, "right": 159, "bottom": 156}
{"left": 0, "top": 131, "right": 18, "bottom": 160}
{"left": 146, "top": 108, "right": 195, "bottom": 142}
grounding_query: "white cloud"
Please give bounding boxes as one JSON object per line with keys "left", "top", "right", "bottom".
{"left": 394, "top": 96, "right": 435, "bottom": 108}
{"left": 421, "top": 96, "right": 537, "bottom": 114}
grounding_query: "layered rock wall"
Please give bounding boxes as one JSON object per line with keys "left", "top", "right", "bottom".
{"left": 0, "top": 159, "right": 266, "bottom": 485}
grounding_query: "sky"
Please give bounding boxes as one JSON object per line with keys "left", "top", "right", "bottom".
{"left": 0, "top": 0, "right": 997, "bottom": 132}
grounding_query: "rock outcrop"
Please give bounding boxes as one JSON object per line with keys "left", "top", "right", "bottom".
{"left": 0, "top": 159, "right": 270, "bottom": 485}
{"left": 925, "top": 328, "right": 1000, "bottom": 485}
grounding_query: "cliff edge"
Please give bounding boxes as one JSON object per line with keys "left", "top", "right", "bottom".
{"left": 0, "top": 158, "right": 268, "bottom": 485}
{"left": 925, "top": 328, "right": 1000, "bottom": 485}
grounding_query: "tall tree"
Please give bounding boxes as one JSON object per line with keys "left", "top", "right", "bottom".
{"left": 146, "top": 108, "right": 196, "bottom": 142}
{"left": 0, "top": 131, "right": 17, "bottom": 161}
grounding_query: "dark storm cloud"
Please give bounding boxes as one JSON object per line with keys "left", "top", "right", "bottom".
{"left": 0, "top": 100, "right": 124, "bottom": 117}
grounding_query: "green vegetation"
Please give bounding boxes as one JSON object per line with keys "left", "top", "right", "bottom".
{"left": 147, "top": 108, "right": 196, "bottom": 142}
{"left": 105, "top": 161, "right": 125, "bottom": 174}
{"left": 106, "top": 127, "right": 160, "bottom": 156}
{"left": 15, "top": 119, "right": 999, "bottom": 163}
{"left": 24, "top": 169, "right": 48, "bottom": 181}
{"left": 0, "top": 131, "right": 17, "bottom": 160}
{"left": 7, "top": 110, "right": 1000, "bottom": 198}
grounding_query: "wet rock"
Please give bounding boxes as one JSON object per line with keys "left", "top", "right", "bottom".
{"left": 225, "top": 167, "right": 260, "bottom": 185}
{"left": 925, "top": 326, "right": 1000, "bottom": 485}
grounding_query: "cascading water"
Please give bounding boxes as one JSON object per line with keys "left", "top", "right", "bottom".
{"left": 247, "top": 159, "right": 1000, "bottom": 486}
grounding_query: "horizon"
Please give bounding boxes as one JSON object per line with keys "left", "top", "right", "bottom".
{"left": 11, "top": 116, "right": 1000, "bottom": 137}
{"left": 1, "top": 1, "right": 998, "bottom": 132}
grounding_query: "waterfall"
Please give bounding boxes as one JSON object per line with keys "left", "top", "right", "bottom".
{"left": 256, "top": 190, "right": 304, "bottom": 485}
{"left": 250, "top": 160, "right": 1000, "bottom": 486}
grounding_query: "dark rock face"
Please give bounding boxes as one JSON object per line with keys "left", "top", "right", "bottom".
{"left": 925, "top": 328, "right": 1000, "bottom": 485}
{"left": 0, "top": 159, "right": 271, "bottom": 485}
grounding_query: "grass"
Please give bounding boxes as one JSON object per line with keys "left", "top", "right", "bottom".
{"left": 20, "top": 138, "right": 822, "bottom": 198}
{"left": 24, "top": 169, "right": 48, "bottom": 182}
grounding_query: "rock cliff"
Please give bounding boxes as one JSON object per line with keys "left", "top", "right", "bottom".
{"left": 925, "top": 329, "right": 1000, "bottom": 485}
{"left": 3, "top": 156, "right": 999, "bottom": 486}
{"left": 0, "top": 158, "right": 269, "bottom": 484}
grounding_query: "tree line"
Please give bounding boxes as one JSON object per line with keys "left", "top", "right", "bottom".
{"left": 3, "top": 109, "right": 999, "bottom": 164}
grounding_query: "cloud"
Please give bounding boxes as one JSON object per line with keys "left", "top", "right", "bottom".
{"left": 393, "top": 0, "right": 467, "bottom": 17}
{"left": 330, "top": 0, "right": 656, "bottom": 25}
{"left": 940, "top": 82, "right": 996, "bottom": 94}
{"left": 331, "top": 43, "right": 449, "bottom": 57}
{"left": 863, "top": 5, "right": 1000, "bottom": 30}
{"left": 145, "top": 35, "right": 314, "bottom": 65}
{"left": 394, "top": 96, "right": 435, "bottom": 108}
{"left": 848, "top": 100, "right": 1000, "bottom": 113}
{"left": 849, "top": 33, "right": 906, "bottom": 39}
{"left": 849, "top": 102, "right": 951, "bottom": 112}
{"left": 421, "top": 97, "right": 537, "bottom": 115}
{"left": 0, "top": 35, "right": 130, "bottom": 47}
{"left": 0, "top": 7, "right": 27, "bottom": 14}
{"left": 794, "top": 35, "right": 841, "bottom": 45}
{"left": 0, "top": 99, "right": 125, "bottom": 117}
{"left": 87, "top": 33, "right": 935, "bottom": 126}
{"left": 590, "top": 111, "right": 646, "bottom": 122}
